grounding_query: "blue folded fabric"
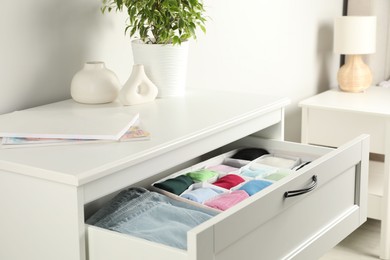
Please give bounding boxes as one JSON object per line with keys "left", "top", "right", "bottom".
{"left": 180, "top": 187, "right": 222, "bottom": 203}
{"left": 86, "top": 187, "right": 218, "bottom": 250}
{"left": 238, "top": 180, "right": 273, "bottom": 196}
{"left": 240, "top": 167, "right": 276, "bottom": 178}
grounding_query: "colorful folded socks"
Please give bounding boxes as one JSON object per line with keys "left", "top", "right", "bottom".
{"left": 181, "top": 187, "right": 222, "bottom": 203}
{"left": 186, "top": 169, "right": 219, "bottom": 183}
{"left": 153, "top": 175, "right": 194, "bottom": 195}
{"left": 212, "top": 174, "right": 245, "bottom": 189}
{"left": 231, "top": 148, "right": 269, "bottom": 161}
{"left": 204, "top": 190, "right": 249, "bottom": 211}
{"left": 238, "top": 180, "right": 273, "bottom": 196}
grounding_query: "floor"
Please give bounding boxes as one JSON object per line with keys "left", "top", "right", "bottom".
{"left": 320, "top": 218, "right": 381, "bottom": 260}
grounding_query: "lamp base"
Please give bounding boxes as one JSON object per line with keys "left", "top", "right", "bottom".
{"left": 337, "top": 55, "right": 372, "bottom": 93}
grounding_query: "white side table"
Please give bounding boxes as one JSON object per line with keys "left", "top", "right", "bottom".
{"left": 299, "top": 87, "right": 390, "bottom": 259}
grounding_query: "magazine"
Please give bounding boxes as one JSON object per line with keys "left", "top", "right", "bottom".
{"left": 1, "top": 120, "right": 150, "bottom": 149}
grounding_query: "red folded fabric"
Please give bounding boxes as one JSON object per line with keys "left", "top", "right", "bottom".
{"left": 212, "top": 174, "right": 245, "bottom": 189}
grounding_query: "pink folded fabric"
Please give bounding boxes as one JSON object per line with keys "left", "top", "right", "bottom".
{"left": 212, "top": 174, "right": 245, "bottom": 189}
{"left": 204, "top": 190, "right": 249, "bottom": 211}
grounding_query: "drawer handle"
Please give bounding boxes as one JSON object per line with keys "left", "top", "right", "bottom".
{"left": 284, "top": 175, "right": 318, "bottom": 198}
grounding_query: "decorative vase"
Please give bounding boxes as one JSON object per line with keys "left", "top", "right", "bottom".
{"left": 131, "top": 40, "right": 189, "bottom": 98}
{"left": 119, "top": 64, "right": 158, "bottom": 106}
{"left": 70, "top": 61, "right": 120, "bottom": 104}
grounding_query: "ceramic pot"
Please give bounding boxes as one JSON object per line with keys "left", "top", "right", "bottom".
{"left": 131, "top": 40, "right": 189, "bottom": 97}
{"left": 119, "top": 64, "right": 158, "bottom": 106}
{"left": 71, "top": 61, "right": 120, "bottom": 104}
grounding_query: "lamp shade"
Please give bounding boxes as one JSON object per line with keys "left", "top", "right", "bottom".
{"left": 334, "top": 16, "right": 376, "bottom": 54}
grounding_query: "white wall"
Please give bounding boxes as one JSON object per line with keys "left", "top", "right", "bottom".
{"left": 0, "top": 0, "right": 344, "bottom": 142}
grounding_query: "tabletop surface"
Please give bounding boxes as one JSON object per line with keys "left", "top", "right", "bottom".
{"left": 299, "top": 87, "right": 390, "bottom": 116}
{"left": 0, "top": 90, "right": 289, "bottom": 186}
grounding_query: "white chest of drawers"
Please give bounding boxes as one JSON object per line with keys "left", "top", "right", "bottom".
{"left": 300, "top": 87, "right": 390, "bottom": 259}
{"left": 0, "top": 90, "right": 368, "bottom": 260}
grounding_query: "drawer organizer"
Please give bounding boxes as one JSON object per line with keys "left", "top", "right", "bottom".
{"left": 151, "top": 148, "right": 305, "bottom": 212}
{"left": 86, "top": 135, "right": 369, "bottom": 260}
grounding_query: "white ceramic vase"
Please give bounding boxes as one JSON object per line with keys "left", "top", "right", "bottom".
{"left": 131, "top": 40, "right": 189, "bottom": 97}
{"left": 119, "top": 64, "right": 158, "bottom": 106}
{"left": 70, "top": 61, "right": 120, "bottom": 104}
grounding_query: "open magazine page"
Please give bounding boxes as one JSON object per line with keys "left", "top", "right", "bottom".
{"left": 1, "top": 119, "right": 150, "bottom": 149}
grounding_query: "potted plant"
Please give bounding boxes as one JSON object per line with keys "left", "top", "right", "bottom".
{"left": 101, "top": 0, "right": 207, "bottom": 97}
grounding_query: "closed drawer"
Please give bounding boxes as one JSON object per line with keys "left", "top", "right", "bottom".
{"left": 304, "top": 108, "right": 384, "bottom": 154}
{"left": 86, "top": 135, "right": 369, "bottom": 260}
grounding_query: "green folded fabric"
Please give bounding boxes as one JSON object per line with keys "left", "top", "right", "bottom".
{"left": 186, "top": 169, "right": 218, "bottom": 182}
{"left": 154, "top": 175, "right": 194, "bottom": 195}
{"left": 264, "top": 171, "right": 290, "bottom": 181}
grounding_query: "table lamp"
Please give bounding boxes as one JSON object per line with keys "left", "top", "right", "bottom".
{"left": 334, "top": 16, "right": 376, "bottom": 92}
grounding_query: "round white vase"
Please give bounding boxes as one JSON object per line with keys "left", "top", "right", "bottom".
{"left": 119, "top": 64, "right": 158, "bottom": 106}
{"left": 70, "top": 61, "right": 120, "bottom": 104}
{"left": 131, "top": 40, "right": 189, "bottom": 98}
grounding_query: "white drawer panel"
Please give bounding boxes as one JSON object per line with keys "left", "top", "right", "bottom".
{"left": 306, "top": 108, "right": 384, "bottom": 154}
{"left": 87, "top": 135, "right": 369, "bottom": 260}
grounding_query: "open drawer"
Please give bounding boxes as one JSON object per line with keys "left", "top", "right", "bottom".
{"left": 86, "top": 134, "right": 369, "bottom": 260}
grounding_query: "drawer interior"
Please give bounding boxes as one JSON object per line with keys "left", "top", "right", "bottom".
{"left": 85, "top": 135, "right": 368, "bottom": 260}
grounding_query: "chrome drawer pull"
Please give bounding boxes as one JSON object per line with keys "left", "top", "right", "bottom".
{"left": 284, "top": 175, "right": 318, "bottom": 198}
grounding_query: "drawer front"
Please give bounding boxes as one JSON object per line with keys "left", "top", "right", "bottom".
{"left": 305, "top": 108, "right": 384, "bottom": 154}
{"left": 87, "top": 135, "right": 369, "bottom": 260}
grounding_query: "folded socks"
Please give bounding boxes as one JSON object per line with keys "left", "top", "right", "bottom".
{"left": 204, "top": 190, "right": 249, "bottom": 211}
{"left": 238, "top": 180, "right": 273, "bottom": 196}
{"left": 153, "top": 175, "right": 194, "bottom": 195}
{"left": 181, "top": 187, "right": 222, "bottom": 203}
{"left": 231, "top": 148, "right": 269, "bottom": 161}
{"left": 212, "top": 174, "right": 245, "bottom": 189}
{"left": 186, "top": 169, "right": 218, "bottom": 183}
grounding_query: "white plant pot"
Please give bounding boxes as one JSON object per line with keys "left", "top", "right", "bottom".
{"left": 131, "top": 40, "right": 189, "bottom": 97}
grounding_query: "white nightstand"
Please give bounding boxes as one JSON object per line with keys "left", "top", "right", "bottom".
{"left": 300, "top": 87, "right": 390, "bottom": 259}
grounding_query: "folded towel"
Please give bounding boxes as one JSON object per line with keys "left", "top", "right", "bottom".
{"left": 204, "top": 190, "right": 249, "bottom": 211}
{"left": 186, "top": 169, "right": 219, "bottom": 183}
{"left": 153, "top": 175, "right": 194, "bottom": 195}
{"left": 181, "top": 187, "right": 222, "bottom": 203}
{"left": 238, "top": 180, "right": 272, "bottom": 196}
{"left": 212, "top": 174, "right": 245, "bottom": 189}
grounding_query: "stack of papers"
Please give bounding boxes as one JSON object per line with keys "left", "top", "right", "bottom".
{"left": 0, "top": 108, "right": 150, "bottom": 149}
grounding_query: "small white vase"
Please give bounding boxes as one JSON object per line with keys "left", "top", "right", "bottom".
{"left": 70, "top": 61, "right": 120, "bottom": 104}
{"left": 131, "top": 40, "right": 189, "bottom": 97}
{"left": 119, "top": 64, "right": 158, "bottom": 106}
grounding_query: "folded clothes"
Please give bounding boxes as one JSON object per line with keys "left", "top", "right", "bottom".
{"left": 240, "top": 165, "right": 277, "bottom": 178}
{"left": 207, "top": 164, "right": 239, "bottom": 174}
{"left": 186, "top": 169, "right": 218, "bottom": 183}
{"left": 212, "top": 174, "right": 245, "bottom": 189}
{"left": 86, "top": 187, "right": 217, "bottom": 250}
{"left": 264, "top": 171, "right": 290, "bottom": 181}
{"left": 231, "top": 148, "right": 269, "bottom": 161}
{"left": 181, "top": 187, "right": 223, "bottom": 203}
{"left": 153, "top": 175, "right": 194, "bottom": 195}
{"left": 204, "top": 190, "right": 249, "bottom": 211}
{"left": 254, "top": 155, "right": 299, "bottom": 169}
{"left": 238, "top": 180, "right": 273, "bottom": 196}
